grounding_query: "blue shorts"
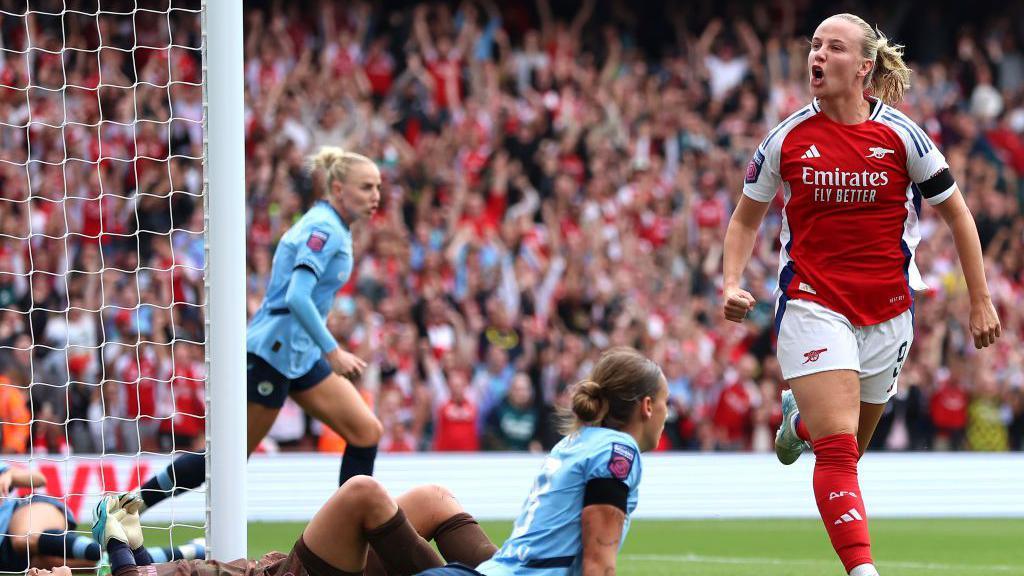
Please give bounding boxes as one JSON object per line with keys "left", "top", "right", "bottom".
{"left": 247, "top": 352, "right": 331, "bottom": 408}
{"left": 0, "top": 495, "right": 77, "bottom": 571}
{"left": 416, "top": 564, "right": 485, "bottom": 576}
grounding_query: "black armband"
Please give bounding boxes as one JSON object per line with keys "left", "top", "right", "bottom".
{"left": 583, "top": 477, "right": 629, "bottom": 513}
{"left": 918, "top": 168, "right": 955, "bottom": 200}
{"left": 293, "top": 263, "right": 320, "bottom": 278}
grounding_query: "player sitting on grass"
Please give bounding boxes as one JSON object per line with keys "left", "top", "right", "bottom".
{"left": 0, "top": 463, "right": 203, "bottom": 573}
{"left": 54, "top": 477, "right": 497, "bottom": 576}
{"left": 435, "top": 346, "right": 668, "bottom": 576}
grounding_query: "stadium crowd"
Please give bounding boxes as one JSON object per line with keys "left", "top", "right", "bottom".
{"left": 0, "top": 0, "right": 1022, "bottom": 455}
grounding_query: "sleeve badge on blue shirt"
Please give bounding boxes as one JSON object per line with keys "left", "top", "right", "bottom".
{"left": 307, "top": 230, "right": 329, "bottom": 252}
{"left": 608, "top": 443, "right": 636, "bottom": 480}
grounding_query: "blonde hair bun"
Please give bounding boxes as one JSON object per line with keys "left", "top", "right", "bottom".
{"left": 308, "top": 146, "right": 374, "bottom": 194}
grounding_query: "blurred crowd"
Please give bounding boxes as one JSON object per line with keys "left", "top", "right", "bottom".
{"left": 0, "top": 0, "right": 1023, "bottom": 456}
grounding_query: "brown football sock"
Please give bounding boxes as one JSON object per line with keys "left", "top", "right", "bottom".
{"left": 294, "top": 535, "right": 363, "bottom": 576}
{"left": 362, "top": 548, "right": 387, "bottom": 576}
{"left": 431, "top": 512, "right": 498, "bottom": 568}
{"left": 365, "top": 508, "right": 445, "bottom": 575}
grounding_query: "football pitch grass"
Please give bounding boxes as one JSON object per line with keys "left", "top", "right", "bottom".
{"left": 145, "top": 518, "right": 1024, "bottom": 575}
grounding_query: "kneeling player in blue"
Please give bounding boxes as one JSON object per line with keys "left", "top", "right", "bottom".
{"left": 0, "top": 463, "right": 202, "bottom": 572}
{"left": 423, "top": 347, "right": 669, "bottom": 576}
{"left": 136, "top": 146, "right": 385, "bottom": 514}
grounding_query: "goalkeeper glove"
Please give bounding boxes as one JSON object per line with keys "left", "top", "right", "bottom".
{"left": 115, "top": 492, "right": 146, "bottom": 550}
{"left": 92, "top": 496, "right": 130, "bottom": 548}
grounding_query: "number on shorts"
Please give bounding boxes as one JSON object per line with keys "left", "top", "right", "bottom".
{"left": 892, "top": 341, "right": 908, "bottom": 379}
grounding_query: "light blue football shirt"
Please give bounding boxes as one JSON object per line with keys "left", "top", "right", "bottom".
{"left": 476, "top": 426, "right": 642, "bottom": 576}
{"left": 247, "top": 201, "right": 353, "bottom": 378}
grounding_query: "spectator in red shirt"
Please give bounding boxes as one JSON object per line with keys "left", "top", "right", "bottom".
{"left": 433, "top": 370, "right": 480, "bottom": 451}
{"left": 158, "top": 341, "right": 206, "bottom": 452}
{"left": 930, "top": 372, "right": 969, "bottom": 451}
{"left": 712, "top": 355, "right": 761, "bottom": 450}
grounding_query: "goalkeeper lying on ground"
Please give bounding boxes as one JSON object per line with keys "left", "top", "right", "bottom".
{"left": 28, "top": 476, "right": 495, "bottom": 576}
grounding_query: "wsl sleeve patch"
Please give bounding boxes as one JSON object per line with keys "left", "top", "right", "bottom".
{"left": 306, "top": 230, "right": 329, "bottom": 252}
{"left": 744, "top": 149, "right": 765, "bottom": 184}
{"left": 608, "top": 443, "right": 637, "bottom": 481}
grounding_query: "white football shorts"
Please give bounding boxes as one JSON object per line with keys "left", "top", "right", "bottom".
{"left": 775, "top": 298, "right": 913, "bottom": 404}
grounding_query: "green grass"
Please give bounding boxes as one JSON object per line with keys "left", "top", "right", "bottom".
{"left": 144, "top": 518, "right": 1024, "bottom": 575}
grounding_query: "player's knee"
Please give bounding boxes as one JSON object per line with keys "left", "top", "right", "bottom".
{"left": 405, "top": 484, "right": 462, "bottom": 515}
{"left": 340, "top": 475, "right": 388, "bottom": 503}
{"left": 422, "top": 484, "right": 456, "bottom": 504}
{"left": 337, "top": 475, "right": 396, "bottom": 526}
{"left": 347, "top": 416, "right": 383, "bottom": 446}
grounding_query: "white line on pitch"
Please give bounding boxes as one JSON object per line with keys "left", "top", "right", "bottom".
{"left": 622, "top": 554, "right": 1018, "bottom": 572}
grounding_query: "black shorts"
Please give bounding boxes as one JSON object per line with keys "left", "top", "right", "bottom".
{"left": 247, "top": 352, "right": 331, "bottom": 409}
{"left": 415, "top": 564, "right": 485, "bottom": 576}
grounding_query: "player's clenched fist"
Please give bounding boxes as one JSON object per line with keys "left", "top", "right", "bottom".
{"left": 723, "top": 286, "right": 755, "bottom": 323}
{"left": 969, "top": 297, "right": 1001, "bottom": 349}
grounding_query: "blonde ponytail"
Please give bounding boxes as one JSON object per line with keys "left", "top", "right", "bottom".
{"left": 308, "top": 146, "right": 374, "bottom": 197}
{"left": 833, "top": 13, "right": 912, "bottom": 106}
{"left": 870, "top": 31, "right": 911, "bottom": 106}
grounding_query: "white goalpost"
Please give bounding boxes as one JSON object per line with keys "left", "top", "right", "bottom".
{"left": 0, "top": 0, "right": 245, "bottom": 565}
{"left": 203, "top": 0, "right": 247, "bottom": 560}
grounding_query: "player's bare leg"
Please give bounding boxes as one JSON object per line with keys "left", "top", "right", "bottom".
{"left": 290, "top": 373, "right": 382, "bottom": 446}
{"left": 7, "top": 502, "right": 101, "bottom": 566}
{"left": 291, "top": 373, "right": 383, "bottom": 485}
{"left": 790, "top": 370, "right": 878, "bottom": 576}
{"left": 778, "top": 393, "right": 887, "bottom": 463}
{"left": 398, "top": 485, "right": 497, "bottom": 566}
{"left": 303, "top": 476, "right": 443, "bottom": 575}
{"left": 788, "top": 370, "right": 860, "bottom": 439}
{"left": 247, "top": 402, "right": 282, "bottom": 455}
{"left": 361, "top": 484, "right": 497, "bottom": 575}
{"left": 302, "top": 476, "right": 396, "bottom": 573}
{"left": 397, "top": 484, "right": 467, "bottom": 536}
{"left": 856, "top": 402, "right": 887, "bottom": 457}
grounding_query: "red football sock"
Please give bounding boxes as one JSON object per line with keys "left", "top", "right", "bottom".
{"left": 795, "top": 414, "right": 811, "bottom": 442}
{"left": 812, "top": 433, "right": 873, "bottom": 574}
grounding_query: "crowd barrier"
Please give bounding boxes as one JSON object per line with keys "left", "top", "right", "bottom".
{"left": 7, "top": 452, "right": 1022, "bottom": 523}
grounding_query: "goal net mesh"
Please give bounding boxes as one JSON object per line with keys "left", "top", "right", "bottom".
{"left": 0, "top": 0, "right": 206, "bottom": 563}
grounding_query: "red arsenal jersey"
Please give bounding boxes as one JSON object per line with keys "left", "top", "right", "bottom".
{"left": 743, "top": 98, "right": 955, "bottom": 326}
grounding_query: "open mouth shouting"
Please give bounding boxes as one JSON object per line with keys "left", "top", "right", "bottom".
{"left": 811, "top": 65, "right": 825, "bottom": 87}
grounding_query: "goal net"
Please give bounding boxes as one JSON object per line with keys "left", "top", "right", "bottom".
{"left": 0, "top": 0, "right": 212, "bottom": 564}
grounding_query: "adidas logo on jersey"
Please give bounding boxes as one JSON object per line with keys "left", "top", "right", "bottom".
{"left": 866, "top": 146, "right": 895, "bottom": 159}
{"left": 801, "top": 145, "right": 822, "bottom": 159}
{"left": 834, "top": 508, "right": 864, "bottom": 525}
